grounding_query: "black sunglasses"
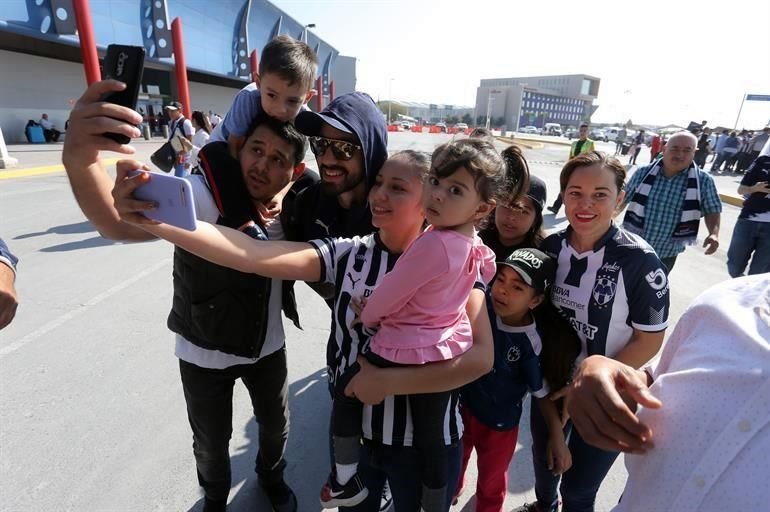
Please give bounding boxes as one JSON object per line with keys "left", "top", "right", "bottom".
{"left": 309, "top": 136, "right": 361, "bottom": 161}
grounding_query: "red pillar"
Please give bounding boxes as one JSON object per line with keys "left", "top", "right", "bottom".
{"left": 72, "top": 0, "right": 101, "bottom": 85}
{"left": 316, "top": 77, "right": 323, "bottom": 111}
{"left": 329, "top": 80, "right": 335, "bottom": 102}
{"left": 171, "top": 17, "right": 192, "bottom": 119}
{"left": 250, "top": 49, "right": 259, "bottom": 82}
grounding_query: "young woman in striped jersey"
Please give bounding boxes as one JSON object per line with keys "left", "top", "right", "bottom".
{"left": 128, "top": 150, "right": 497, "bottom": 512}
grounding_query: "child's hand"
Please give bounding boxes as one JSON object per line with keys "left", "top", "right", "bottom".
{"left": 549, "top": 386, "right": 571, "bottom": 427}
{"left": 111, "top": 162, "right": 160, "bottom": 226}
{"left": 546, "top": 434, "right": 572, "bottom": 475}
{"left": 256, "top": 199, "right": 282, "bottom": 224}
{"left": 349, "top": 296, "right": 368, "bottom": 326}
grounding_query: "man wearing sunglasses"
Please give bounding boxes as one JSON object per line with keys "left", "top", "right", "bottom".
{"left": 289, "top": 92, "right": 389, "bottom": 243}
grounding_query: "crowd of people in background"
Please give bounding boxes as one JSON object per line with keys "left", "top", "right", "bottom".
{"left": 2, "top": 32, "right": 768, "bottom": 512}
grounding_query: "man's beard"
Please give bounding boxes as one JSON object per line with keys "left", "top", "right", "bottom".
{"left": 319, "top": 166, "right": 366, "bottom": 196}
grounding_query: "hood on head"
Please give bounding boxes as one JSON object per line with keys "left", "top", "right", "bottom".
{"left": 295, "top": 92, "right": 388, "bottom": 187}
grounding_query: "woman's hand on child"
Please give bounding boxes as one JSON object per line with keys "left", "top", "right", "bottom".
{"left": 112, "top": 161, "right": 160, "bottom": 226}
{"left": 344, "top": 356, "right": 387, "bottom": 405}
{"left": 546, "top": 434, "right": 572, "bottom": 475}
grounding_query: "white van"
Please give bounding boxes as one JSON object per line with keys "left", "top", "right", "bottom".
{"left": 605, "top": 127, "right": 626, "bottom": 142}
{"left": 543, "top": 122, "right": 562, "bottom": 136}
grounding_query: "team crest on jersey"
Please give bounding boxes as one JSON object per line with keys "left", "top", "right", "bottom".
{"left": 592, "top": 276, "right": 617, "bottom": 306}
{"left": 507, "top": 346, "right": 521, "bottom": 362}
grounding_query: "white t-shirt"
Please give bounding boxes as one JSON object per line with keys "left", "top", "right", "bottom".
{"left": 613, "top": 275, "right": 770, "bottom": 512}
{"left": 173, "top": 174, "right": 286, "bottom": 369}
{"left": 189, "top": 128, "right": 210, "bottom": 167}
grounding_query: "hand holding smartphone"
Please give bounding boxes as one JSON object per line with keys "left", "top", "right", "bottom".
{"left": 101, "top": 44, "right": 145, "bottom": 144}
{"left": 128, "top": 170, "right": 197, "bottom": 231}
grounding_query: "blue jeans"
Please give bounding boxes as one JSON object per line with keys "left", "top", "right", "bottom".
{"left": 340, "top": 439, "right": 462, "bottom": 512}
{"left": 530, "top": 399, "right": 619, "bottom": 512}
{"left": 727, "top": 218, "right": 770, "bottom": 277}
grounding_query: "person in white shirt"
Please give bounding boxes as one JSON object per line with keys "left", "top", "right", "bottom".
{"left": 210, "top": 111, "right": 222, "bottom": 128}
{"left": 38, "top": 113, "right": 61, "bottom": 142}
{"left": 564, "top": 274, "right": 770, "bottom": 512}
{"left": 182, "top": 110, "right": 212, "bottom": 169}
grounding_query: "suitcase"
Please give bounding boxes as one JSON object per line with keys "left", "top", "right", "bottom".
{"left": 26, "top": 125, "right": 45, "bottom": 144}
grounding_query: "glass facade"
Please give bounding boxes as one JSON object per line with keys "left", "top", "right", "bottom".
{"left": 1, "top": 0, "right": 341, "bottom": 91}
{"left": 519, "top": 91, "right": 585, "bottom": 128}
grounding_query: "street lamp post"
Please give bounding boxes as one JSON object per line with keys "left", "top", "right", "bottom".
{"left": 303, "top": 23, "right": 316, "bottom": 43}
{"left": 485, "top": 89, "right": 500, "bottom": 130}
{"left": 388, "top": 78, "right": 394, "bottom": 124}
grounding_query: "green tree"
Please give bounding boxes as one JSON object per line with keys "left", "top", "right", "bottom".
{"left": 446, "top": 116, "right": 459, "bottom": 125}
{"left": 461, "top": 113, "right": 473, "bottom": 125}
{"left": 476, "top": 115, "right": 486, "bottom": 126}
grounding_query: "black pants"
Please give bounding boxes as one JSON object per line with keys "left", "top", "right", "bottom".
{"left": 179, "top": 348, "right": 290, "bottom": 501}
{"left": 549, "top": 193, "right": 563, "bottom": 212}
{"left": 333, "top": 352, "right": 451, "bottom": 489}
{"left": 43, "top": 128, "right": 60, "bottom": 142}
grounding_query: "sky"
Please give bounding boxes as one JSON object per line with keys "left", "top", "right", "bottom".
{"left": 274, "top": 0, "right": 770, "bottom": 129}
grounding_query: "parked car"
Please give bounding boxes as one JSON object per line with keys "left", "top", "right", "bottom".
{"left": 564, "top": 127, "right": 578, "bottom": 139}
{"left": 454, "top": 123, "right": 468, "bottom": 132}
{"left": 435, "top": 122, "right": 447, "bottom": 133}
{"left": 589, "top": 128, "right": 607, "bottom": 142}
{"left": 520, "top": 125, "right": 539, "bottom": 134}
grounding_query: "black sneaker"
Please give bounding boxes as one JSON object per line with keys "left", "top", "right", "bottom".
{"left": 511, "top": 502, "right": 559, "bottom": 512}
{"left": 202, "top": 496, "right": 227, "bottom": 512}
{"left": 259, "top": 479, "right": 298, "bottom": 512}
{"left": 379, "top": 480, "right": 394, "bottom": 511}
{"left": 320, "top": 472, "right": 369, "bottom": 509}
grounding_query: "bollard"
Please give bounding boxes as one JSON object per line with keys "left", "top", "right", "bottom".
{"left": 142, "top": 124, "right": 151, "bottom": 140}
{"left": 0, "top": 127, "right": 19, "bottom": 169}
{"left": 162, "top": 125, "right": 170, "bottom": 139}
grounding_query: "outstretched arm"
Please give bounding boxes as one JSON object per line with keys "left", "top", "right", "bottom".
{"left": 346, "top": 288, "right": 494, "bottom": 403}
{"left": 142, "top": 222, "right": 320, "bottom": 282}
{"left": 113, "top": 169, "right": 321, "bottom": 281}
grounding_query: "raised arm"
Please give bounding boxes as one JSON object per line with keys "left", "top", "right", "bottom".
{"left": 62, "top": 80, "right": 154, "bottom": 242}
{"left": 346, "top": 287, "right": 494, "bottom": 403}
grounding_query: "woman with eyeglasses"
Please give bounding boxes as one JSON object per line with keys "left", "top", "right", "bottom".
{"left": 480, "top": 145, "right": 547, "bottom": 261}
{"left": 120, "top": 148, "right": 504, "bottom": 511}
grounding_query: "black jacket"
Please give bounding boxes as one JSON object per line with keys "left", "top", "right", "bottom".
{"left": 166, "top": 142, "right": 318, "bottom": 357}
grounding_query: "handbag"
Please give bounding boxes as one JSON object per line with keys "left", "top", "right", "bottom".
{"left": 150, "top": 141, "right": 177, "bottom": 172}
{"left": 150, "top": 117, "right": 184, "bottom": 173}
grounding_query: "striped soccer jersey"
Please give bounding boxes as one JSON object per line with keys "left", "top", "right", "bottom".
{"left": 541, "top": 225, "right": 670, "bottom": 361}
{"left": 311, "top": 233, "right": 463, "bottom": 447}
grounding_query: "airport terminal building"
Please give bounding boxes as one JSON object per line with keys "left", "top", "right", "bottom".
{"left": 0, "top": 0, "right": 356, "bottom": 142}
{"left": 474, "top": 74, "right": 600, "bottom": 131}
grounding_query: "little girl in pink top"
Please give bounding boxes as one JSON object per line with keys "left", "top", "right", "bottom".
{"left": 322, "top": 139, "right": 509, "bottom": 512}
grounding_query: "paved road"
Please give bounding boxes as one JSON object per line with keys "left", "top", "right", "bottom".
{"left": 0, "top": 133, "right": 741, "bottom": 511}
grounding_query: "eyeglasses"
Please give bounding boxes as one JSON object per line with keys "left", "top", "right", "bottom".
{"left": 309, "top": 136, "right": 361, "bottom": 161}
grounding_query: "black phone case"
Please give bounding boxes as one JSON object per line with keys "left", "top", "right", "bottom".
{"left": 101, "top": 44, "right": 145, "bottom": 144}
